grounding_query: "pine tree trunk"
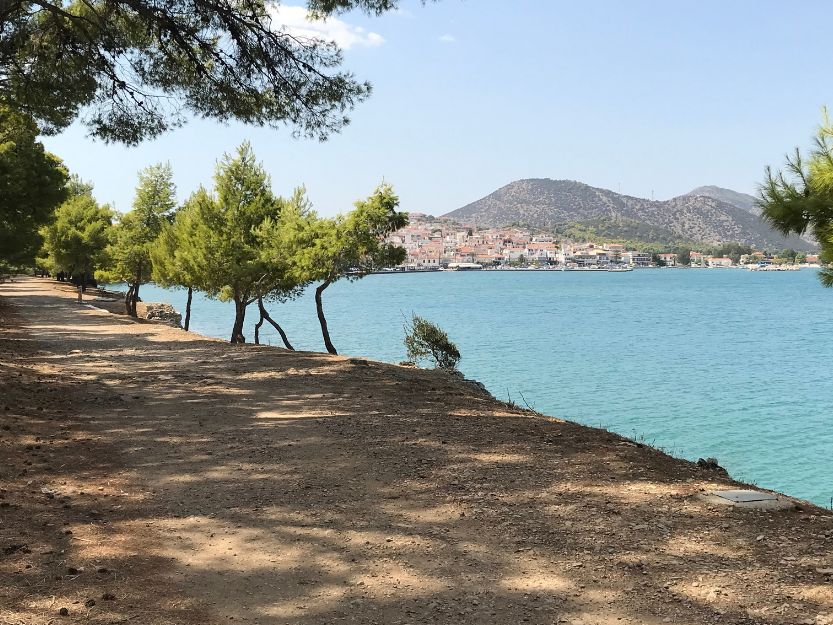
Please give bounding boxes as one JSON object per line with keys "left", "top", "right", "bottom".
{"left": 230, "top": 297, "right": 247, "bottom": 343}
{"left": 127, "top": 261, "right": 142, "bottom": 318}
{"left": 254, "top": 308, "right": 264, "bottom": 345}
{"left": 124, "top": 284, "right": 134, "bottom": 315}
{"left": 315, "top": 279, "right": 337, "bottom": 355}
{"left": 257, "top": 296, "right": 294, "bottom": 350}
{"left": 184, "top": 286, "right": 193, "bottom": 331}
{"left": 130, "top": 282, "right": 140, "bottom": 318}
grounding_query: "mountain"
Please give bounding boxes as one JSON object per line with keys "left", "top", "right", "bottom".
{"left": 444, "top": 179, "right": 814, "bottom": 251}
{"left": 684, "top": 185, "right": 760, "bottom": 215}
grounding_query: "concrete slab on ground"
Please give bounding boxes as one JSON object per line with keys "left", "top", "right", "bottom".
{"left": 700, "top": 489, "right": 795, "bottom": 510}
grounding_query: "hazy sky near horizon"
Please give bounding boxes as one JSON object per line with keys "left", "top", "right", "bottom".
{"left": 42, "top": 0, "right": 833, "bottom": 217}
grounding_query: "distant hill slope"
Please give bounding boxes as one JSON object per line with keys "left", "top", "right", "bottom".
{"left": 444, "top": 179, "right": 814, "bottom": 251}
{"left": 685, "top": 185, "right": 760, "bottom": 215}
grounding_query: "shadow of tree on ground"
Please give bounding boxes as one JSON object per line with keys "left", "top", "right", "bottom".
{"left": 2, "top": 277, "right": 833, "bottom": 625}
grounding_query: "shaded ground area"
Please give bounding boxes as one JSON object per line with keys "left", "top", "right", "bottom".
{"left": 2, "top": 277, "right": 833, "bottom": 625}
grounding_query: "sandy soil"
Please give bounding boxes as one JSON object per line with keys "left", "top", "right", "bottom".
{"left": 2, "top": 277, "right": 833, "bottom": 625}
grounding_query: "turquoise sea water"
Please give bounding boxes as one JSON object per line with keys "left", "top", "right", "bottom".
{"left": 125, "top": 269, "right": 833, "bottom": 506}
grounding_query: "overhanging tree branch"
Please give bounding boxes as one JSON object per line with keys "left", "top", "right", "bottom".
{"left": 0, "top": 0, "right": 390, "bottom": 143}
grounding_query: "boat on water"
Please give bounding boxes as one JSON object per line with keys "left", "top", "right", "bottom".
{"left": 561, "top": 265, "right": 633, "bottom": 272}
{"left": 446, "top": 262, "right": 483, "bottom": 271}
{"left": 747, "top": 264, "right": 800, "bottom": 271}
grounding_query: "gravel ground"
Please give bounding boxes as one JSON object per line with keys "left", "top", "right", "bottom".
{"left": 2, "top": 277, "right": 833, "bottom": 625}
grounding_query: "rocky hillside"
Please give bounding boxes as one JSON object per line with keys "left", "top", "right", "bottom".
{"left": 684, "top": 185, "right": 760, "bottom": 215}
{"left": 445, "top": 179, "right": 813, "bottom": 250}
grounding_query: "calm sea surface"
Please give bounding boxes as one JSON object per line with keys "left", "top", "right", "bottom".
{"left": 122, "top": 269, "right": 833, "bottom": 506}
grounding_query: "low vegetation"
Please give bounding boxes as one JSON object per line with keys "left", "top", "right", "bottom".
{"left": 404, "top": 315, "right": 461, "bottom": 370}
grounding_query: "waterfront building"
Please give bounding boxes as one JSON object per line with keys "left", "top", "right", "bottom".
{"left": 707, "top": 256, "right": 733, "bottom": 267}
{"left": 525, "top": 242, "right": 558, "bottom": 264}
{"left": 630, "top": 251, "right": 652, "bottom": 267}
{"left": 657, "top": 253, "right": 678, "bottom": 267}
{"left": 503, "top": 246, "right": 527, "bottom": 262}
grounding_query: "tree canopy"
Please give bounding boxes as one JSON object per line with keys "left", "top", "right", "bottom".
{"left": 38, "top": 187, "right": 113, "bottom": 280}
{"left": 0, "top": 0, "right": 417, "bottom": 144}
{"left": 177, "top": 142, "right": 285, "bottom": 342}
{"left": 0, "top": 106, "right": 68, "bottom": 267}
{"left": 101, "top": 162, "right": 176, "bottom": 314}
{"left": 288, "top": 183, "right": 407, "bottom": 353}
{"left": 759, "top": 110, "right": 833, "bottom": 286}
{"left": 149, "top": 198, "right": 209, "bottom": 330}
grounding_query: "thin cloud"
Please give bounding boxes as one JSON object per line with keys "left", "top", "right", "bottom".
{"left": 439, "top": 33, "right": 456, "bottom": 43}
{"left": 271, "top": 5, "right": 385, "bottom": 50}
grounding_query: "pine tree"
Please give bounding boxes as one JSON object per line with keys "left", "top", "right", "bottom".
{"left": 101, "top": 163, "right": 177, "bottom": 316}
{"left": 39, "top": 189, "right": 113, "bottom": 285}
{"left": 193, "top": 143, "right": 282, "bottom": 343}
{"left": 3, "top": 1, "right": 412, "bottom": 143}
{"left": 760, "top": 110, "right": 833, "bottom": 286}
{"left": 150, "top": 198, "right": 209, "bottom": 331}
{"left": 251, "top": 187, "right": 316, "bottom": 348}
{"left": 291, "top": 183, "right": 407, "bottom": 354}
{"left": 0, "top": 106, "right": 68, "bottom": 268}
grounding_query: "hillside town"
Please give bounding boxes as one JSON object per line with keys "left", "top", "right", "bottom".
{"left": 388, "top": 214, "right": 819, "bottom": 270}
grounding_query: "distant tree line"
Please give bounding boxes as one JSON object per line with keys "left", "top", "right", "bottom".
{"left": 33, "top": 142, "right": 407, "bottom": 354}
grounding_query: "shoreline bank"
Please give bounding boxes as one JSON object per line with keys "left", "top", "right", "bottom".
{"left": 92, "top": 273, "right": 832, "bottom": 507}
{"left": 3, "top": 277, "right": 833, "bottom": 624}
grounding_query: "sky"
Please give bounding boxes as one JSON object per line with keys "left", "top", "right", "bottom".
{"left": 42, "top": 0, "right": 833, "bottom": 217}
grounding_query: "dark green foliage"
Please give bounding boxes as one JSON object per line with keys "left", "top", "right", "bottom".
{"left": 288, "top": 183, "right": 407, "bottom": 354}
{"left": 759, "top": 111, "right": 833, "bottom": 286}
{"left": 555, "top": 217, "right": 688, "bottom": 248}
{"left": 779, "top": 248, "right": 798, "bottom": 262}
{"left": 404, "top": 314, "right": 461, "bottom": 370}
{"left": 0, "top": 106, "right": 68, "bottom": 267}
{"left": 709, "top": 243, "right": 753, "bottom": 264}
{"left": 0, "top": 0, "right": 421, "bottom": 144}
{"left": 308, "top": 0, "right": 402, "bottom": 13}
{"left": 164, "top": 142, "right": 309, "bottom": 343}
{"left": 554, "top": 221, "right": 781, "bottom": 260}
{"left": 39, "top": 190, "right": 113, "bottom": 279}
{"left": 101, "top": 163, "right": 177, "bottom": 315}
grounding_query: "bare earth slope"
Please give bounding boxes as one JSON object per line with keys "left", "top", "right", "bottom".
{"left": 2, "top": 278, "right": 833, "bottom": 625}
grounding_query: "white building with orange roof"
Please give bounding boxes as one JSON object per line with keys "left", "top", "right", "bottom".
{"left": 525, "top": 241, "right": 558, "bottom": 263}
{"left": 707, "top": 256, "right": 733, "bottom": 267}
{"left": 657, "top": 253, "right": 678, "bottom": 267}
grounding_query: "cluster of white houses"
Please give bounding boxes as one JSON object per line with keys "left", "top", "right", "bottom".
{"left": 388, "top": 215, "right": 817, "bottom": 269}
{"left": 388, "top": 216, "right": 654, "bottom": 269}
{"left": 691, "top": 251, "right": 819, "bottom": 267}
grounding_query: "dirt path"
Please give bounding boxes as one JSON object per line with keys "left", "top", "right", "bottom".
{"left": 2, "top": 277, "right": 833, "bottom": 625}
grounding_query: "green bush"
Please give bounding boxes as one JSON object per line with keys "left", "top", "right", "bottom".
{"left": 404, "top": 315, "right": 461, "bottom": 370}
